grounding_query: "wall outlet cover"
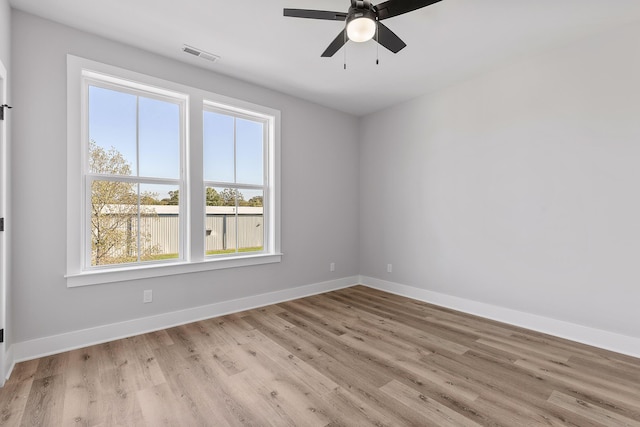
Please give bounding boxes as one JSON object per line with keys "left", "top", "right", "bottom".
{"left": 143, "top": 290, "right": 153, "bottom": 303}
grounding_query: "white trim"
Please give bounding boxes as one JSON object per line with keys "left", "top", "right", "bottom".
{"left": 67, "top": 55, "right": 282, "bottom": 286}
{"left": 4, "top": 344, "right": 14, "bottom": 383}
{"left": 0, "top": 60, "right": 7, "bottom": 387}
{"left": 359, "top": 276, "right": 640, "bottom": 359}
{"left": 202, "top": 103, "right": 271, "bottom": 258}
{"left": 10, "top": 276, "right": 639, "bottom": 366}
{"left": 13, "top": 276, "right": 359, "bottom": 362}
{"left": 66, "top": 253, "right": 283, "bottom": 287}
{"left": 80, "top": 67, "right": 187, "bottom": 272}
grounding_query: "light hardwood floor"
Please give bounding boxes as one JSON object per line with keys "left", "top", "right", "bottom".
{"left": 1, "top": 285, "right": 639, "bottom": 426}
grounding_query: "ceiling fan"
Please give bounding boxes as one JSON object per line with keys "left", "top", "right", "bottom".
{"left": 284, "top": 0, "right": 443, "bottom": 57}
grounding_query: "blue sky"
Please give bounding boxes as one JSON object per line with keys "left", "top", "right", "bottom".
{"left": 203, "top": 111, "right": 263, "bottom": 185}
{"left": 89, "top": 85, "right": 264, "bottom": 200}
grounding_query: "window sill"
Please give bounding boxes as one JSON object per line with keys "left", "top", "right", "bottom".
{"left": 66, "top": 253, "right": 283, "bottom": 287}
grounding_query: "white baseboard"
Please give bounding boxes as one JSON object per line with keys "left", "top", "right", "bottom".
{"left": 10, "top": 274, "right": 639, "bottom": 367}
{"left": 359, "top": 275, "right": 640, "bottom": 359}
{"left": 2, "top": 345, "right": 15, "bottom": 386}
{"left": 12, "top": 276, "right": 359, "bottom": 363}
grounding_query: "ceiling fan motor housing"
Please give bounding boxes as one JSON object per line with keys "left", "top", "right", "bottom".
{"left": 351, "top": 0, "right": 372, "bottom": 9}
{"left": 349, "top": 0, "right": 375, "bottom": 16}
{"left": 347, "top": 5, "right": 377, "bottom": 22}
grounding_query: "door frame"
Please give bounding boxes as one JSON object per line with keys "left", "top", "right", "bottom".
{"left": 0, "top": 60, "right": 8, "bottom": 386}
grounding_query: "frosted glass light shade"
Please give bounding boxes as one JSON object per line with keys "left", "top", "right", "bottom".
{"left": 346, "top": 17, "right": 376, "bottom": 42}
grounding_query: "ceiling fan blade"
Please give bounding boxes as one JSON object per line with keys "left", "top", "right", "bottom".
{"left": 321, "top": 29, "right": 347, "bottom": 57}
{"left": 375, "top": 0, "right": 442, "bottom": 20}
{"left": 376, "top": 22, "right": 406, "bottom": 53}
{"left": 283, "top": 9, "right": 347, "bottom": 21}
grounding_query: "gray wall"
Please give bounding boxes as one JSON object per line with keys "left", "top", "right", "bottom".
{"left": 8, "top": 7, "right": 640, "bottom": 350}
{"left": 359, "top": 21, "right": 640, "bottom": 339}
{"left": 10, "top": 10, "right": 360, "bottom": 343}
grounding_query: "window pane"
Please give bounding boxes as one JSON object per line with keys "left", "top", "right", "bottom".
{"left": 89, "top": 86, "right": 137, "bottom": 175}
{"left": 204, "top": 187, "right": 263, "bottom": 256}
{"left": 236, "top": 118, "right": 264, "bottom": 185}
{"left": 140, "top": 184, "right": 180, "bottom": 261}
{"left": 203, "top": 111, "right": 234, "bottom": 182}
{"left": 205, "top": 186, "right": 237, "bottom": 255}
{"left": 91, "top": 181, "right": 180, "bottom": 266}
{"left": 139, "top": 97, "right": 180, "bottom": 179}
{"left": 90, "top": 180, "right": 138, "bottom": 266}
{"left": 238, "top": 189, "right": 264, "bottom": 253}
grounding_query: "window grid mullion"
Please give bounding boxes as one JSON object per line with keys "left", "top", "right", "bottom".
{"left": 135, "top": 183, "right": 140, "bottom": 263}
{"left": 86, "top": 174, "right": 180, "bottom": 186}
{"left": 85, "top": 175, "right": 93, "bottom": 269}
{"left": 203, "top": 182, "right": 264, "bottom": 188}
{"left": 135, "top": 96, "right": 141, "bottom": 263}
{"left": 262, "top": 121, "right": 269, "bottom": 252}
{"left": 235, "top": 117, "right": 241, "bottom": 253}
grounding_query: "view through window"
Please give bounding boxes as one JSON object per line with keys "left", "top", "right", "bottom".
{"left": 88, "top": 84, "right": 182, "bottom": 266}
{"left": 203, "top": 108, "right": 266, "bottom": 256}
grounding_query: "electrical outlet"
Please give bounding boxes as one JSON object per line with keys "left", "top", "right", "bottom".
{"left": 330, "top": 262, "right": 335, "bottom": 272}
{"left": 143, "top": 289, "right": 153, "bottom": 303}
{"left": 387, "top": 264, "right": 393, "bottom": 273}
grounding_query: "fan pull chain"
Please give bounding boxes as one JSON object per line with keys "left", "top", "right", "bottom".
{"left": 376, "top": 21, "right": 379, "bottom": 65}
{"left": 344, "top": 30, "right": 347, "bottom": 70}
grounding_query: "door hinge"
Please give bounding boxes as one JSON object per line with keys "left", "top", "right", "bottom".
{"left": 0, "top": 104, "right": 12, "bottom": 120}
{"left": 0, "top": 329, "right": 3, "bottom": 343}
{"left": 0, "top": 218, "right": 3, "bottom": 232}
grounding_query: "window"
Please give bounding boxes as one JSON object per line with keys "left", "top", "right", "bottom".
{"left": 67, "top": 56, "right": 281, "bottom": 286}
{"left": 203, "top": 105, "right": 267, "bottom": 257}
{"left": 86, "top": 81, "right": 184, "bottom": 267}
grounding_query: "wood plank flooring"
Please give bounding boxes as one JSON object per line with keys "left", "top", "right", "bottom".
{"left": 1, "top": 285, "right": 639, "bottom": 426}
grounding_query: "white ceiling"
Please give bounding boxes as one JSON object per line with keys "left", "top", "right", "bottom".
{"left": 9, "top": 0, "right": 640, "bottom": 116}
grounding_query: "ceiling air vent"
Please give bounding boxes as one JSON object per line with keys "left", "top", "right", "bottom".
{"left": 182, "top": 45, "right": 220, "bottom": 63}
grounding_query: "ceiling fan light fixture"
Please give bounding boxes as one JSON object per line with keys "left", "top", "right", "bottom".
{"left": 346, "top": 7, "right": 377, "bottom": 42}
{"left": 347, "top": 16, "right": 376, "bottom": 42}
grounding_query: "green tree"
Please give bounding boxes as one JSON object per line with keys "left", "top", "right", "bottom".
{"left": 141, "top": 194, "right": 161, "bottom": 205}
{"left": 163, "top": 188, "right": 251, "bottom": 207}
{"left": 218, "top": 188, "right": 245, "bottom": 206}
{"left": 247, "top": 196, "right": 263, "bottom": 207}
{"left": 89, "top": 140, "right": 160, "bottom": 265}
{"left": 161, "top": 190, "right": 180, "bottom": 205}
{"left": 206, "top": 188, "right": 222, "bottom": 206}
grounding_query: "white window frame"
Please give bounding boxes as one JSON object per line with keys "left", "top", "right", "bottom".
{"left": 203, "top": 102, "right": 271, "bottom": 259}
{"left": 66, "top": 55, "right": 281, "bottom": 287}
{"left": 83, "top": 76, "right": 188, "bottom": 270}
